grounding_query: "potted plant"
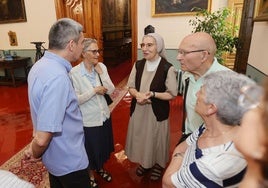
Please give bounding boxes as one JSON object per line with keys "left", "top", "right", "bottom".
{"left": 189, "top": 7, "right": 238, "bottom": 64}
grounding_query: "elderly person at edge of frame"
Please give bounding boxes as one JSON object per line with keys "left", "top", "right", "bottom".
{"left": 163, "top": 70, "right": 256, "bottom": 188}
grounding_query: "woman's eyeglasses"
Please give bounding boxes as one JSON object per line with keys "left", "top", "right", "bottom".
{"left": 86, "top": 49, "right": 102, "bottom": 54}
{"left": 140, "top": 43, "right": 155, "bottom": 48}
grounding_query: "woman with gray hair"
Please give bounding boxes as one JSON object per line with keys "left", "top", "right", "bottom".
{"left": 125, "top": 33, "right": 178, "bottom": 181}
{"left": 70, "top": 38, "right": 115, "bottom": 188}
{"left": 163, "top": 70, "right": 255, "bottom": 188}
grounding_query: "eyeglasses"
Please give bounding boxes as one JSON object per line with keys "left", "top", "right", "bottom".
{"left": 140, "top": 43, "right": 155, "bottom": 48}
{"left": 178, "top": 49, "right": 210, "bottom": 56}
{"left": 86, "top": 49, "right": 102, "bottom": 54}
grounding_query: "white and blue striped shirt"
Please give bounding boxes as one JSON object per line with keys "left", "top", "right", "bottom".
{"left": 171, "top": 125, "right": 247, "bottom": 188}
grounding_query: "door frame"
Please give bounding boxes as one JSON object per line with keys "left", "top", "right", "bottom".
{"left": 234, "top": 0, "right": 255, "bottom": 74}
{"left": 131, "top": 0, "right": 137, "bottom": 65}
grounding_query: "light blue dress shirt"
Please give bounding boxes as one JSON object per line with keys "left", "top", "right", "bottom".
{"left": 27, "top": 51, "right": 89, "bottom": 176}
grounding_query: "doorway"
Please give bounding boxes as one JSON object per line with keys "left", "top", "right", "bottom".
{"left": 54, "top": 0, "right": 137, "bottom": 67}
{"left": 102, "top": 0, "right": 132, "bottom": 67}
{"left": 223, "top": 0, "right": 244, "bottom": 70}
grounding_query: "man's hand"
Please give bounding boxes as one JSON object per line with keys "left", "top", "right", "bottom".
{"left": 24, "top": 142, "right": 41, "bottom": 162}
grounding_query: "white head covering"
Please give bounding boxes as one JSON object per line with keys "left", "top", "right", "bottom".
{"left": 147, "top": 33, "right": 167, "bottom": 59}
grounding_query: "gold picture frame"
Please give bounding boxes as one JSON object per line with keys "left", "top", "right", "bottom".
{"left": 254, "top": 0, "right": 268, "bottom": 21}
{"left": 0, "top": 0, "right": 27, "bottom": 24}
{"left": 152, "top": 0, "right": 212, "bottom": 17}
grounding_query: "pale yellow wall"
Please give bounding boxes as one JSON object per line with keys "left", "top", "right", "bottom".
{"left": 0, "top": 0, "right": 230, "bottom": 73}
{"left": 137, "top": 0, "right": 228, "bottom": 48}
{"left": 1, "top": 0, "right": 267, "bottom": 76}
{"left": 0, "top": 0, "right": 56, "bottom": 50}
{"left": 248, "top": 22, "right": 268, "bottom": 75}
{"left": 1, "top": 0, "right": 227, "bottom": 50}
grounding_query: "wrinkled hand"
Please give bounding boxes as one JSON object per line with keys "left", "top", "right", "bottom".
{"left": 136, "top": 92, "right": 151, "bottom": 105}
{"left": 94, "top": 63, "right": 103, "bottom": 74}
{"left": 145, "top": 91, "right": 152, "bottom": 98}
{"left": 95, "top": 86, "right": 108, "bottom": 95}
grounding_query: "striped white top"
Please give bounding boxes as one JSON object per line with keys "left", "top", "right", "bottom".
{"left": 171, "top": 125, "right": 247, "bottom": 188}
{"left": 0, "top": 170, "right": 34, "bottom": 188}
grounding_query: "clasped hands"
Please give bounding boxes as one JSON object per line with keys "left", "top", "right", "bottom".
{"left": 136, "top": 91, "right": 152, "bottom": 105}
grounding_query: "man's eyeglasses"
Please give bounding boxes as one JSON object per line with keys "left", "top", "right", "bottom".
{"left": 86, "top": 49, "right": 102, "bottom": 54}
{"left": 178, "top": 49, "right": 210, "bottom": 56}
{"left": 140, "top": 43, "right": 155, "bottom": 48}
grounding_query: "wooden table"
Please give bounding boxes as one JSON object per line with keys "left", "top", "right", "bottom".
{"left": 0, "top": 57, "right": 30, "bottom": 87}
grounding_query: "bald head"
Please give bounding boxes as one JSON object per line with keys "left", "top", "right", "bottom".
{"left": 177, "top": 32, "right": 219, "bottom": 78}
{"left": 181, "top": 32, "right": 216, "bottom": 56}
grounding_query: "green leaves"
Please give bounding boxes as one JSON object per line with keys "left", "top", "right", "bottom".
{"left": 189, "top": 7, "right": 238, "bottom": 64}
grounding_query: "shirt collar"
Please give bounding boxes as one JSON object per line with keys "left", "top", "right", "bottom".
{"left": 44, "top": 51, "right": 73, "bottom": 72}
{"left": 80, "top": 62, "right": 95, "bottom": 76}
{"left": 183, "top": 57, "right": 220, "bottom": 82}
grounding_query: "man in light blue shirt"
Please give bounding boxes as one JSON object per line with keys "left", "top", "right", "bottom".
{"left": 25, "top": 18, "right": 90, "bottom": 187}
{"left": 177, "top": 32, "right": 229, "bottom": 143}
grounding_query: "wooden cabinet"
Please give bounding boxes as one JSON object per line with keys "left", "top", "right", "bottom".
{"left": 0, "top": 57, "right": 30, "bottom": 87}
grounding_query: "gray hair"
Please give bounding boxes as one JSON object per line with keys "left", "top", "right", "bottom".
{"left": 203, "top": 70, "right": 256, "bottom": 125}
{"left": 144, "top": 33, "right": 167, "bottom": 59}
{"left": 48, "top": 18, "right": 83, "bottom": 50}
{"left": 83, "top": 38, "right": 97, "bottom": 52}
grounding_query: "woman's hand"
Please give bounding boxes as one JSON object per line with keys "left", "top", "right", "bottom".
{"left": 94, "top": 63, "right": 103, "bottom": 74}
{"left": 128, "top": 88, "right": 152, "bottom": 104}
{"left": 94, "top": 86, "right": 108, "bottom": 95}
{"left": 136, "top": 92, "right": 151, "bottom": 104}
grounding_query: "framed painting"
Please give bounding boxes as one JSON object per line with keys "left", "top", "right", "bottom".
{"left": 102, "top": 0, "right": 131, "bottom": 28}
{"left": 0, "top": 0, "right": 27, "bottom": 24}
{"left": 254, "top": 0, "right": 268, "bottom": 21}
{"left": 152, "top": 0, "right": 212, "bottom": 17}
